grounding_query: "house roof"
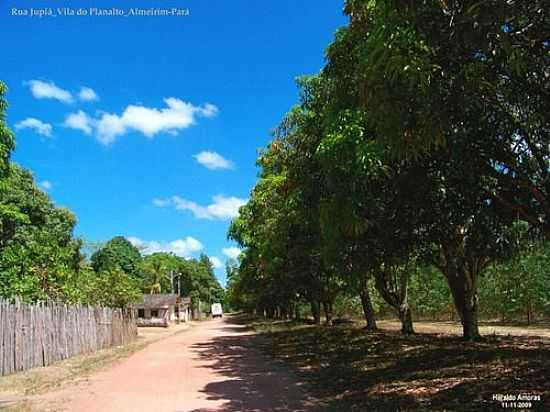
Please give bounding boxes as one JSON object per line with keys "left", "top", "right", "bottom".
{"left": 134, "top": 293, "right": 180, "bottom": 309}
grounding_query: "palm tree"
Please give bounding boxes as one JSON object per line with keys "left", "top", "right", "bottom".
{"left": 144, "top": 260, "right": 166, "bottom": 294}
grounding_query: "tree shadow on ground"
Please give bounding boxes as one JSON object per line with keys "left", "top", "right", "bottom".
{"left": 253, "top": 320, "right": 550, "bottom": 411}
{"left": 185, "top": 317, "right": 320, "bottom": 412}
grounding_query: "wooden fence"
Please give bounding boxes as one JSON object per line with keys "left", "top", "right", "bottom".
{"left": 0, "top": 299, "right": 137, "bottom": 376}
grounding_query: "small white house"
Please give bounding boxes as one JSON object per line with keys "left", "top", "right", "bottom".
{"left": 135, "top": 294, "right": 191, "bottom": 327}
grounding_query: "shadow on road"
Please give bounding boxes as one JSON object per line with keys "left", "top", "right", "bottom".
{"left": 186, "top": 316, "right": 318, "bottom": 412}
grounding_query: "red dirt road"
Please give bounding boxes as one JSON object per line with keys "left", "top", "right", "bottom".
{"left": 39, "top": 316, "right": 316, "bottom": 412}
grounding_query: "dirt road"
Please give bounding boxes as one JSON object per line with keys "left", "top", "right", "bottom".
{"left": 38, "top": 316, "right": 316, "bottom": 412}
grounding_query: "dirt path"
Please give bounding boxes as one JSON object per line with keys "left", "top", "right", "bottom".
{"left": 35, "top": 316, "right": 316, "bottom": 412}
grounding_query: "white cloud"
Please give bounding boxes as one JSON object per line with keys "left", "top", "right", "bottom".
{"left": 95, "top": 113, "right": 126, "bottom": 145}
{"left": 223, "top": 247, "right": 242, "bottom": 260}
{"left": 152, "top": 198, "right": 170, "bottom": 207}
{"left": 193, "top": 151, "right": 234, "bottom": 170}
{"left": 39, "top": 180, "right": 53, "bottom": 191}
{"left": 93, "top": 98, "right": 218, "bottom": 145}
{"left": 154, "top": 194, "right": 246, "bottom": 220}
{"left": 64, "top": 110, "right": 93, "bottom": 135}
{"left": 15, "top": 118, "right": 53, "bottom": 137}
{"left": 195, "top": 195, "right": 245, "bottom": 220}
{"left": 127, "top": 236, "right": 203, "bottom": 258}
{"left": 26, "top": 80, "right": 73, "bottom": 103}
{"left": 209, "top": 256, "right": 223, "bottom": 269}
{"left": 78, "top": 87, "right": 99, "bottom": 102}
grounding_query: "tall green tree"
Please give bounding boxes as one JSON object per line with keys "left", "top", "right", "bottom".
{"left": 141, "top": 252, "right": 177, "bottom": 294}
{"left": 90, "top": 267, "right": 142, "bottom": 308}
{"left": 0, "top": 165, "right": 82, "bottom": 301}
{"left": 331, "top": 0, "right": 549, "bottom": 237}
{"left": 91, "top": 236, "right": 142, "bottom": 278}
{"left": 320, "top": 1, "right": 537, "bottom": 339}
{"left": 229, "top": 83, "right": 346, "bottom": 324}
{"left": 0, "top": 83, "right": 15, "bottom": 177}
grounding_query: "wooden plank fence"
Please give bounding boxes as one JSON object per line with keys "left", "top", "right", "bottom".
{"left": 0, "top": 299, "right": 137, "bottom": 376}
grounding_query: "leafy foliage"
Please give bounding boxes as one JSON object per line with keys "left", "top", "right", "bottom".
{"left": 89, "top": 267, "right": 143, "bottom": 309}
{"left": 480, "top": 239, "right": 550, "bottom": 322}
{"left": 0, "top": 165, "right": 82, "bottom": 301}
{"left": 0, "top": 83, "right": 15, "bottom": 177}
{"left": 227, "top": 2, "right": 548, "bottom": 340}
{"left": 91, "top": 236, "right": 142, "bottom": 278}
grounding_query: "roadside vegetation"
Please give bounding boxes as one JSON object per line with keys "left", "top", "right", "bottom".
{"left": 225, "top": 3, "right": 549, "bottom": 408}
{"left": 226, "top": 1, "right": 549, "bottom": 341}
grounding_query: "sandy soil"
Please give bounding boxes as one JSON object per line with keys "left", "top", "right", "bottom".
{"left": 34, "top": 316, "right": 316, "bottom": 412}
{"left": 0, "top": 322, "right": 192, "bottom": 411}
{"left": 378, "top": 319, "right": 550, "bottom": 338}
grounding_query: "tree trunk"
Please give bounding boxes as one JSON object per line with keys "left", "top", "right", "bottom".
{"left": 323, "top": 301, "right": 333, "bottom": 326}
{"left": 398, "top": 303, "right": 414, "bottom": 334}
{"left": 374, "top": 267, "right": 414, "bottom": 335}
{"left": 281, "top": 306, "right": 288, "bottom": 320}
{"left": 359, "top": 285, "right": 378, "bottom": 331}
{"left": 462, "top": 288, "right": 479, "bottom": 341}
{"left": 446, "top": 269, "right": 481, "bottom": 341}
{"left": 310, "top": 300, "right": 321, "bottom": 325}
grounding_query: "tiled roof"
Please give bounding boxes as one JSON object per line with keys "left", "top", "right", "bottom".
{"left": 134, "top": 293, "right": 179, "bottom": 308}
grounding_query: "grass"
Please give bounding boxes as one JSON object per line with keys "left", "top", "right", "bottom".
{"left": 251, "top": 319, "right": 550, "bottom": 411}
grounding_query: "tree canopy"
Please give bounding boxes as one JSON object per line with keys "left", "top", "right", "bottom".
{"left": 91, "top": 236, "right": 142, "bottom": 277}
{"left": 226, "top": 2, "right": 548, "bottom": 340}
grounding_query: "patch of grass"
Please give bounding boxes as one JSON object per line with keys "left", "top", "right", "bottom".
{"left": 250, "top": 318, "right": 312, "bottom": 334}
{"left": 1, "top": 399, "right": 33, "bottom": 412}
{"left": 0, "top": 336, "right": 149, "bottom": 398}
{"left": 252, "top": 320, "right": 550, "bottom": 411}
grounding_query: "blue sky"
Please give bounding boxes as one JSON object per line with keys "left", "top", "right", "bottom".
{"left": 0, "top": 0, "right": 347, "bottom": 285}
